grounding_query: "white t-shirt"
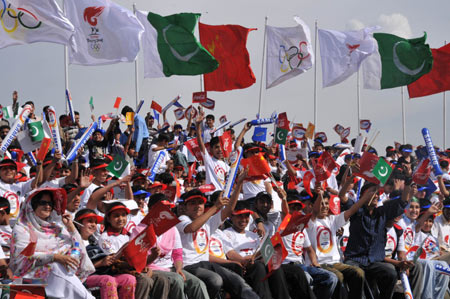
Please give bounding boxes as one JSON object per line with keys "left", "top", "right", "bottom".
{"left": 80, "top": 182, "right": 100, "bottom": 209}
{"left": 306, "top": 212, "right": 347, "bottom": 265}
{"left": 242, "top": 179, "right": 268, "bottom": 200}
{"left": 40, "top": 177, "right": 66, "bottom": 189}
{"left": 98, "top": 231, "right": 130, "bottom": 255}
{"left": 432, "top": 214, "right": 450, "bottom": 253}
{"left": 397, "top": 216, "right": 416, "bottom": 252}
{"left": 201, "top": 150, "right": 229, "bottom": 192}
{"left": 248, "top": 211, "right": 282, "bottom": 238}
{"left": 147, "top": 144, "right": 169, "bottom": 173}
{"left": 223, "top": 228, "right": 259, "bottom": 257}
{"left": 176, "top": 211, "right": 223, "bottom": 266}
{"left": 209, "top": 229, "right": 232, "bottom": 259}
{"left": 385, "top": 226, "right": 405, "bottom": 259}
{"left": 0, "top": 179, "right": 33, "bottom": 221}
{"left": 408, "top": 231, "right": 440, "bottom": 260}
{"left": 283, "top": 231, "right": 311, "bottom": 264}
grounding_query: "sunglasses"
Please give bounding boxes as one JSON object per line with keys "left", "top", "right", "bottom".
{"left": 37, "top": 200, "right": 54, "bottom": 208}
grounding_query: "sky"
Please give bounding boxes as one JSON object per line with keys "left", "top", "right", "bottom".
{"left": 1, "top": 0, "right": 449, "bottom": 153}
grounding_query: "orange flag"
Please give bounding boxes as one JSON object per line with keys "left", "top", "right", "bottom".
{"left": 113, "top": 97, "right": 122, "bottom": 109}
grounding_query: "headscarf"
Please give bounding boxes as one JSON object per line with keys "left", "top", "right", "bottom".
{"left": 10, "top": 188, "right": 95, "bottom": 281}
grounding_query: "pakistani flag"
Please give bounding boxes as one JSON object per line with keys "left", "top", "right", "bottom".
{"left": 89, "top": 97, "right": 94, "bottom": 111}
{"left": 275, "top": 127, "right": 288, "bottom": 145}
{"left": 363, "top": 32, "right": 433, "bottom": 89}
{"left": 107, "top": 155, "right": 130, "bottom": 179}
{"left": 372, "top": 158, "right": 392, "bottom": 186}
{"left": 2, "top": 106, "right": 13, "bottom": 120}
{"left": 28, "top": 121, "right": 45, "bottom": 142}
{"left": 260, "top": 234, "right": 275, "bottom": 265}
{"left": 136, "top": 10, "right": 218, "bottom": 78}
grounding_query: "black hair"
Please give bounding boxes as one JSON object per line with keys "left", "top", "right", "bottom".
{"left": 31, "top": 190, "right": 54, "bottom": 211}
{"left": 148, "top": 193, "right": 168, "bottom": 209}
{"left": 440, "top": 160, "right": 449, "bottom": 169}
{"left": 121, "top": 105, "right": 134, "bottom": 117}
{"left": 209, "top": 190, "right": 222, "bottom": 204}
{"left": 206, "top": 114, "right": 215, "bottom": 121}
{"left": 360, "top": 182, "right": 378, "bottom": 197}
{"left": 0, "top": 197, "right": 10, "bottom": 215}
{"left": 210, "top": 136, "right": 220, "bottom": 148}
{"left": 157, "top": 133, "right": 170, "bottom": 143}
{"left": 195, "top": 171, "right": 206, "bottom": 183}
{"left": 0, "top": 125, "right": 10, "bottom": 131}
{"left": 156, "top": 172, "right": 174, "bottom": 185}
{"left": 75, "top": 111, "right": 80, "bottom": 116}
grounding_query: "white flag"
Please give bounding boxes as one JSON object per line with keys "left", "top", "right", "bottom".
{"left": 318, "top": 27, "right": 378, "bottom": 87}
{"left": 0, "top": 0, "right": 75, "bottom": 49}
{"left": 266, "top": 16, "right": 314, "bottom": 89}
{"left": 65, "top": 0, "right": 144, "bottom": 65}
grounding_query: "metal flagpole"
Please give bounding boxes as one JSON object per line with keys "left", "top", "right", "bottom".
{"left": 401, "top": 86, "right": 406, "bottom": 143}
{"left": 313, "top": 20, "right": 318, "bottom": 128}
{"left": 63, "top": 0, "right": 69, "bottom": 115}
{"left": 444, "top": 40, "right": 447, "bottom": 149}
{"left": 257, "top": 16, "right": 268, "bottom": 117}
{"left": 357, "top": 69, "right": 361, "bottom": 134}
{"left": 133, "top": 3, "right": 139, "bottom": 109}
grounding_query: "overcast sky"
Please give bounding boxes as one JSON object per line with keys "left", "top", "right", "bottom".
{"left": 1, "top": 0, "right": 449, "bottom": 153}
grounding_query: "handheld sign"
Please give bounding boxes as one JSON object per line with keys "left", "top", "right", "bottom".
{"left": 66, "top": 89, "right": 75, "bottom": 124}
{"left": 422, "top": 128, "right": 443, "bottom": 176}
{"left": 193, "top": 92, "right": 207, "bottom": 103}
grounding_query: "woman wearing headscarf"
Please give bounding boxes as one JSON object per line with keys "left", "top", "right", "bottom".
{"left": 10, "top": 188, "right": 95, "bottom": 298}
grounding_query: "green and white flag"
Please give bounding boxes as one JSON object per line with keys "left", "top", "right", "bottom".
{"left": 372, "top": 158, "right": 392, "bottom": 186}
{"left": 28, "top": 121, "right": 45, "bottom": 142}
{"left": 260, "top": 234, "right": 275, "bottom": 265}
{"left": 275, "top": 127, "right": 288, "bottom": 145}
{"left": 2, "top": 106, "right": 13, "bottom": 119}
{"left": 106, "top": 155, "right": 130, "bottom": 179}
{"left": 89, "top": 96, "right": 94, "bottom": 112}
{"left": 136, "top": 10, "right": 218, "bottom": 78}
{"left": 363, "top": 32, "right": 433, "bottom": 89}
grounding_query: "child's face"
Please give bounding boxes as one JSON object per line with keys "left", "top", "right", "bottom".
{"left": 408, "top": 202, "right": 421, "bottom": 220}
{"left": 423, "top": 218, "right": 434, "bottom": 232}
{"left": 185, "top": 199, "right": 205, "bottom": 219}
{"left": 0, "top": 210, "right": 9, "bottom": 225}
{"left": 231, "top": 213, "right": 250, "bottom": 231}
{"left": 108, "top": 210, "right": 128, "bottom": 230}
{"left": 318, "top": 198, "right": 330, "bottom": 218}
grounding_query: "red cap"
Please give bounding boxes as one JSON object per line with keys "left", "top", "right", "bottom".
{"left": 184, "top": 195, "right": 207, "bottom": 204}
{"left": 232, "top": 209, "right": 254, "bottom": 216}
{"left": 76, "top": 213, "right": 104, "bottom": 223}
{"left": 107, "top": 205, "right": 130, "bottom": 215}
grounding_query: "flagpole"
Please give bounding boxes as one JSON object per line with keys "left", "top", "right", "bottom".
{"left": 313, "top": 20, "right": 318, "bottom": 128}
{"left": 257, "top": 16, "right": 268, "bottom": 117}
{"left": 401, "top": 86, "right": 406, "bottom": 143}
{"left": 133, "top": 3, "right": 139, "bottom": 110}
{"left": 444, "top": 40, "right": 447, "bottom": 150}
{"left": 357, "top": 69, "right": 361, "bottom": 134}
{"left": 63, "top": 0, "right": 69, "bottom": 115}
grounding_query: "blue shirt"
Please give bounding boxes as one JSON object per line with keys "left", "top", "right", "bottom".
{"left": 344, "top": 197, "right": 408, "bottom": 266}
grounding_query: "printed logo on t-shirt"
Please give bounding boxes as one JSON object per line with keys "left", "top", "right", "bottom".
{"left": 339, "top": 236, "right": 348, "bottom": 253}
{"left": 385, "top": 234, "right": 397, "bottom": 258}
{"left": 214, "top": 165, "right": 226, "bottom": 186}
{"left": 209, "top": 236, "right": 224, "bottom": 258}
{"left": 406, "top": 245, "right": 426, "bottom": 260}
{"left": 0, "top": 231, "right": 11, "bottom": 245}
{"left": 316, "top": 226, "right": 333, "bottom": 253}
{"left": 292, "top": 232, "right": 305, "bottom": 256}
{"left": 193, "top": 228, "right": 209, "bottom": 254}
{"left": 3, "top": 192, "right": 19, "bottom": 218}
{"left": 423, "top": 237, "right": 439, "bottom": 257}
{"left": 403, "top": 227, "right": 414, "bottom": 251}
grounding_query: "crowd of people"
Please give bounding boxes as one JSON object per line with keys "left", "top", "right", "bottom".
{"left": 0, "top": 90, "right": 449, "bottom": 299}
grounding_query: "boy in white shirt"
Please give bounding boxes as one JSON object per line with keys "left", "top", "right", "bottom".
{"left": 224, "top": 201, "right": 290, "bottom": 299}
{"left": 306, "top": 188, "right": 370, "bottom": 299}
{"left": 147, "top": 133, "right": 170, "bottom": 173}
{"left": 195, "top": 110, "right": 229, "bottom": 192}
{"left": 176, "top": 180, "right": 258, "bottom": 299}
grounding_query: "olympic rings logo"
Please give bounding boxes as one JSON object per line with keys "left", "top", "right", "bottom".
{"left": 278, "top": 41, "right": 310, "bottom": 73}
{"left": 0, "top": 0, "right": 42, "bottom": 33}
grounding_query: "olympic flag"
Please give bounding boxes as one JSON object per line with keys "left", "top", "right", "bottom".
{"left": 266, "top": 16, "right": 314, "bottom": 89}
{"left": 0, "top": 0, "right": 75, "bottom": 49}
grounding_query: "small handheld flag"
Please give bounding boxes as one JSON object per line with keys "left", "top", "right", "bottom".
{"left": 151, "top": 100, "right": 163, "bottom": 113}
{"left": 66, "top": 89, "right": 75, "bottom": 124}
{"left": 89, "top": 96, "right": 94, "bottom": 111}
{"left": 114, "top": 97, "right": 122, "bottom": 109}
